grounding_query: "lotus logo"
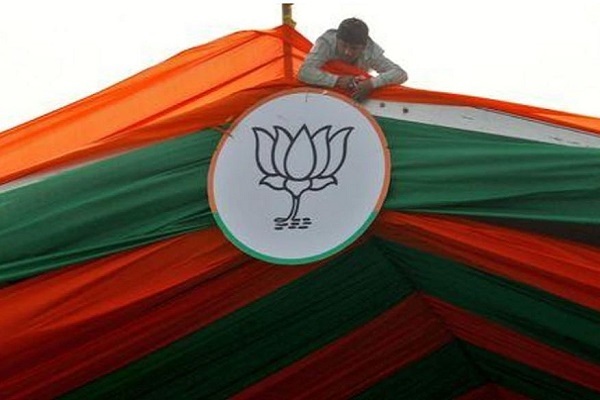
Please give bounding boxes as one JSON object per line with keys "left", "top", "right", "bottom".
{"left": 253, "top": 124, "right": 353, "bottom": 230}
{"left": 208, "top": 89, "right": 389, "bottom": 265}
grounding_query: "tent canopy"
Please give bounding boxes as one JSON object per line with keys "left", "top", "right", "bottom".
{"left": 1, "top": 25, "right": 600, "bottom": 400}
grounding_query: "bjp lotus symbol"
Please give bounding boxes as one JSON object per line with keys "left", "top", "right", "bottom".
{"left": 253, "top": 124, "right": 353, "bottom": 230}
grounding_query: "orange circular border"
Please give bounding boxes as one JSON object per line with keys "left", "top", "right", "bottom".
{"left": 207, "top": 88, "right": 391, "bottom": 260}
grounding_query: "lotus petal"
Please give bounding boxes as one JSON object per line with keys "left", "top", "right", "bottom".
{"left": 252, "top": 127, "right": 276, "bottom": 175}
{"left": 284, "top": 125, "right": 316, "bottom": 180}
{"left": 273, "top": 126, "right": 293, "bottom": 176}
{"left": 259, "top": 175, "right": 286, "bottom": 190}
{"left": 310, "top": 176, "right": 337, "bottom": 191}
{"left": 310, "top": 125, "right": 331, "bottom": 177}
{"left": 321, "top": 127, "right": 354, "bottom": 176}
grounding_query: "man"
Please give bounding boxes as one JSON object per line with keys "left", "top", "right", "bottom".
{"left": 298, "top": 18, "right": 408, "bottom": 102}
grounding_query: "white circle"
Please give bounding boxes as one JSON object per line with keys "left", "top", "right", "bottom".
{"left": 209, "top": 89, "right": 390, "bottom": 264}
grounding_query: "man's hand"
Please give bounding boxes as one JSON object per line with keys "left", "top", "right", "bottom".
{"left": 351, "top": 78, "right": 374, "bottom": 102}
{"left": 335, "top": 76, "right": 374, "bottom": 102}
{"left": 335, "top": 75, "right": 356, "bottom": 90}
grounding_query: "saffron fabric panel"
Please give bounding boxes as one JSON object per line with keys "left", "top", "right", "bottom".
{"left": 2, "top": 25, "right": 600, "bottom": 188}
{"left": 0, "top": 26, "right": 311, "bottom": 185}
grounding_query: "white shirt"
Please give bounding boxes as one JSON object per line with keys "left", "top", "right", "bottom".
{"left": 298, "top": 29, "right": 408, "bottom": 89}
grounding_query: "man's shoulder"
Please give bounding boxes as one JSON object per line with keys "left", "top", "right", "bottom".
{"left": 316, "top": 29, "right": 338, "bottom": 46}
{"left": 364, "top": 37, "right": 384, "bottom": 59}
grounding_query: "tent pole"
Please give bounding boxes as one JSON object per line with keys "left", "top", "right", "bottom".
{"left": 282, "top": 3, "right": 296, "bottom": 27}
{"left": 282, "top": 3, "right": 295, "bottom": 79}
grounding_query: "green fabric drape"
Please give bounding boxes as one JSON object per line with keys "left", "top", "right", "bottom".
{"left": 3, "top": 117, "right": 600, "bottom": 282}
{"left": 381, "top": 117, "right": 600, "bottom": 222}
{"left": 0, "top": 130, "right": 220, "bottom": 282}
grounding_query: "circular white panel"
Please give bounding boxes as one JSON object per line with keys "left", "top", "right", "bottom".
{"left": 208, "top": 89, "right": 390, "bottom": 264}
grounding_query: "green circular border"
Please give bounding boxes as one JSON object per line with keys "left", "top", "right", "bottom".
{"left": 213, "top": 212, "right": 378, "bottom": 265}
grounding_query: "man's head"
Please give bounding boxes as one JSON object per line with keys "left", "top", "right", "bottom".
{"left": 336, "top": 18, "right": 369, "bottom": 63}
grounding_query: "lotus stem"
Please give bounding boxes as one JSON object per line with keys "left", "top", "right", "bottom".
{"left": 277, "top": 195, "right": 300, "bottom": 222}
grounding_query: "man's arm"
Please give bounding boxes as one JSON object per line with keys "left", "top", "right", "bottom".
{"left": 298, "top": 37, "right": 339, "bottom": 88}
{"left": 369, "top": 53, "right": 408, "bottom": 89}
{"left": 351, "top": 51, "right": 407, "bottom": 102}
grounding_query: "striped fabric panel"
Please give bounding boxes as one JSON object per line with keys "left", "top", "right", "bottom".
{"left": 374, "top": 211, "right": 600, "bottom": 311}
{"left": 357, "top": 335, "right": 600, "bottom": 399}
{"left": 464, "top": 344, "right": 600, "bottom": 400}
{"left": 375, "top": 239, "right": 600, "bottom": 364}
{"left": 233, "top": 294, "right": 453, "bottom": 399}
{"left": 353, "top": 342, "right": 485, "bottom": 400}
{"left": 25, "top": 236, "right": 598, "bottom": 398}
{"left": 426, "top": 296, "right": 600, "bottom": 392}
{"left": 62, "top": 241, "right": 412, "bottom": 399}
{"left": 0, "top": 228, "right": 321, "bottom": 399}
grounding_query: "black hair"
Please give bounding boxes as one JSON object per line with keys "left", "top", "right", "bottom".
{"left": 336, "top": 18, "right": 369, "bottom": 45}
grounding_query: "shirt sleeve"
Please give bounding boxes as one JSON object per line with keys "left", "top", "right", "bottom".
{"left": 369, "top": 50, "right": 408, "bottom": 89}
{"left": 298, "top": 36, "right": 339, "bottom": 88}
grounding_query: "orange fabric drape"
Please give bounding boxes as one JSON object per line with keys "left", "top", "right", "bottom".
{"left": 2, "top": 25, "right": 600, "bottom": 187}
{"left": 0, "top": 26, "right": 310, "bottom": 185}
{"left": 374, "top": 211, "right": 600, "bottom": 312}
{"left": 375, "top": 85, "right": 600, "bottom": 135}
{"left": 0, "top": 228, "right": 319, "bottom": 399}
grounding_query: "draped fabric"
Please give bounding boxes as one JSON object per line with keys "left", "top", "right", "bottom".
{"left": 2, "top": 24, "right": 600, "bottom": 400}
